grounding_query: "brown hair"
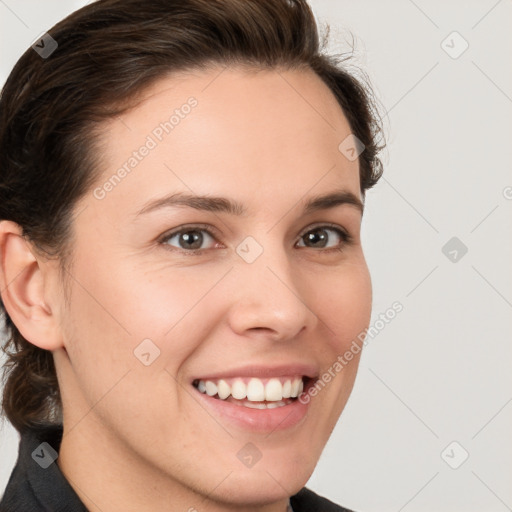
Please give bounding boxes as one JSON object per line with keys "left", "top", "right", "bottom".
{"left": 0, "top": 0, "right": 384, "bottom": 434}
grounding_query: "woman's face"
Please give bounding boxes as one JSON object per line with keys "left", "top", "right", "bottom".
{"left": 54, "top": 66, "right": 372, "bottom": 507}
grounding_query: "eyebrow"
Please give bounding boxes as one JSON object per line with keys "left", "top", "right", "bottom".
{"left": 134, "top": 189, "right": 364, "bottom": 218}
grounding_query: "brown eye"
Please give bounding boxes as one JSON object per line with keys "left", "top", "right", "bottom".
{"left": 296, "top": 226, "right": 350, "bottom": 251}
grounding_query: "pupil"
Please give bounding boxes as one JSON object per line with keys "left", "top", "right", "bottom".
{"left": 181, "top": 231, "right": 202, "bottom": 249}
{"left": 306, "top": 229, "right": 327, "bottom": 248}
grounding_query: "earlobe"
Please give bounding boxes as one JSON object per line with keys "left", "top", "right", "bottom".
{"left": 0, "top": 220, "right": 64, "bottom": 351}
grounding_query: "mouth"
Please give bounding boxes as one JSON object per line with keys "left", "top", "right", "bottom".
{"left": 189, "top": 364, "right": 319, "bottom": 431}
{"left": 192, "top": 375, "right": 315, "bottom": 409}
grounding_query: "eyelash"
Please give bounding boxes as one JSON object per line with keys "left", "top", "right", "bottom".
{"left": 158, "top": 223, "right": 352, "bottom": 256}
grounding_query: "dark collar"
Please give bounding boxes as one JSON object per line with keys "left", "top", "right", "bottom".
{"left": 1, "top": 423, "right": 88, "bottom": 511}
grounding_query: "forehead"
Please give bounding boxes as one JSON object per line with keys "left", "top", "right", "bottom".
{"left": 85, "top": 65, "right": 361, "bottom": 219}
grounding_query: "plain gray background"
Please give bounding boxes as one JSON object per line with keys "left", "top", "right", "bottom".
{"left": 1, "top": 1, "right": 511, "bottom": 511}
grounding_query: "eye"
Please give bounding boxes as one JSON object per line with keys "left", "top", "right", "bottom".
{"left": 296, "top": 224, "right": 351, "bottom": 252}
{"left": 159, "top": 223, "right": 351, "bottom": 255}
{"left": 160, "top": 225, "right": 219, "bottom": 252}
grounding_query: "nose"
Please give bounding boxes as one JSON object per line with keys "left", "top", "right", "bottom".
{"left": 226, "top": 240, "right": 318, "bottom": 342}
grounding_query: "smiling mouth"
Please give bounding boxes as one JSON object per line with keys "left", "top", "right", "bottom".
{"left": 192, "top": 375, "right": 313, "bottom": 409}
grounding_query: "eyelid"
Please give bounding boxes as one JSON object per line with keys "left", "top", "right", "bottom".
{"left": 158, "top": 223, "right": 220, "bottom": 242}
{"left": 297, "top": 221, "right": 351, "bottom": 241}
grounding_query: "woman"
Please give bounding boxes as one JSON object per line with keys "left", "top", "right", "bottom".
{"left": 0, "top": 0, "right": 384, "bottom": 510}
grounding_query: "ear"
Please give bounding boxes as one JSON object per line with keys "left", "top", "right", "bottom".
{"left": 0, "top": 220, "right": 64, "bottom": 351}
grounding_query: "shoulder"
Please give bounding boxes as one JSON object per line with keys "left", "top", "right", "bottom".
{"left": 0, "top": 424, "right": 88, "bottom": 512}
{"left": 290, "top": 487, "right": 356, "bottom": 512}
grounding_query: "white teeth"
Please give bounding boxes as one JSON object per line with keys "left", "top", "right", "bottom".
{"left": 217, "top": 379, "right": 230, "bottom": 400}
{"left": 231, "top": 379, "right": 247, "bottom": 400}
{"left": 282, "top": 380, "right": 292, "bottom": 398}
{"left": 246, "top": 378, "right": 265, "bottom": 401}
{"left": 265, "top": 378, "right": 283, "bottom": 401}
{"left": 205, "top": 381, "right": 217, "bottom": 396}
{"left": 239, "top": 399, "right": 290, "bottom": 409}
{"left": 290, "top": 378, "right": 300, "bottom": 397}
{"left": 244, "top": 401, "right": 269, "bottom": 409}
{"left": 195, "top": 376, "right": 306, "bottom": 402}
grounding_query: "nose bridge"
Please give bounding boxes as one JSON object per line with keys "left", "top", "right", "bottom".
{"left": 227, "top": 232, "right": 315, "bottom": 340}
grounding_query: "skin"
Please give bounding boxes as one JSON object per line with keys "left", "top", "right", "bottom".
{"left": 0, "top": 65, "right": 372, "bottom": 512}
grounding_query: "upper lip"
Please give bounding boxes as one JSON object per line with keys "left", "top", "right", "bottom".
{"left": 192, "top": 363, "right": 319, "bottom": 382}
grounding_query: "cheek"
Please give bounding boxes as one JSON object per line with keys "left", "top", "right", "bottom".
{"left": 61, "top": 258, "right": 224, "bottom": 383}
{"left": 319, "top": 259, "right": 372, "bottom": 351}
{"left": 58, "top": 260, "right": 218, "bottom": 438}
{"left": 308, "top": 259, "right": 371, "bottom": 414}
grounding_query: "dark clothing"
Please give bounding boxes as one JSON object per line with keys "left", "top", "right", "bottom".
{"left": 1, "top": 425, "right": 353, "bottom": 511}
{"left": 0, "top": 425, "right": 87, "bottom": 512}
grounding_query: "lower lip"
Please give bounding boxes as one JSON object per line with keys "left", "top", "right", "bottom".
{"left": 192, "top": 387, "right": 311, "bottom": 432}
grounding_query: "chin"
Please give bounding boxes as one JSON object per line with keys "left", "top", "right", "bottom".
{"left": 210, "top": 469, "right": 310, "bottom": 507}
